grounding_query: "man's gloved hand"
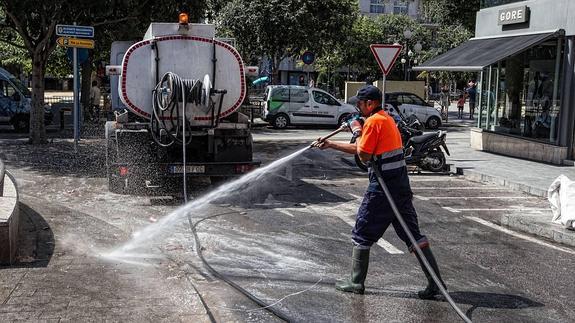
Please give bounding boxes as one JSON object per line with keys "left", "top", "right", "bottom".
{"left": 342, "top": 114, "right": 364, "bottom": 143}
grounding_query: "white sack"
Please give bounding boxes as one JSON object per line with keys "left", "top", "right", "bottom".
{"left": 548, "top": 175, "right": 575, "bottom": 229}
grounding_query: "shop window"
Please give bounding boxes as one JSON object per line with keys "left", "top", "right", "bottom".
{"left": 478, "top": 38, "right": 564, "bottom": 145}
{"left": 370, "top": 0, "right": 385, "bottom": 14}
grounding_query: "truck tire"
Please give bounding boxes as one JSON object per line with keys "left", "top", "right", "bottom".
{"left": 210, "top": 176, "right": 231, "bottom": 186}
{"left": 106, "top": 136, "right": 124, "bottom": 194}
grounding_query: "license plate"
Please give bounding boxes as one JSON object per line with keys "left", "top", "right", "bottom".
{"left": 170, "top": 165, "right": 205, "bottom": 174}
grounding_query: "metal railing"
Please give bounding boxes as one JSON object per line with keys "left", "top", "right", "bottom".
{"left": 0, "top": 159, "right": 4, "bottom": 197}
{"left": 45, "top": 96, "right": 74, "bottom": 105}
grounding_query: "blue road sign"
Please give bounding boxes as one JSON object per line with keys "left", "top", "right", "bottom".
{"left": 302, "top": 51, "right": 315, "bottom": 65}
{"left": 56, "top": 25, "right": 94, "bottom": 38}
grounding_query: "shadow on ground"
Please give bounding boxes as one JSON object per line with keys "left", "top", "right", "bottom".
{"left": 369, "top": 288, "right": 544, "bottom": 320}
{"left": 0, "top": 137, "right": 106, "bottom": 178}
{"left": 0, "top": 203, "right": 54, "bottom": 269}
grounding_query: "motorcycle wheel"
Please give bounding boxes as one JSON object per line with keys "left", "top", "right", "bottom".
{"left": 423, "top": 150, "right": 446, "bottom": 172}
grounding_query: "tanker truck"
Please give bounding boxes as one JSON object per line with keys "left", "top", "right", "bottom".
{"left": 105, "top": 20, "right": 259, "bottom": 194}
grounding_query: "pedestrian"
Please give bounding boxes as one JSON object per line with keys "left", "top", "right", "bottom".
{"left": 313, "top": 85, "right": 446, "bottom": 298}
{"left": 439, "top": 86, "right": 449, "bottom": 120}
{"left": 90, "top": 80, "right": 101, "bottom": 122}
{"left": 457, "top": 94, "right": 465, "bottom": 119}
{"left": 308, "top": 77, "right": 315, "bottom": 88}
{"left": 466, "top": 80, "right": 477, "bottom": 120}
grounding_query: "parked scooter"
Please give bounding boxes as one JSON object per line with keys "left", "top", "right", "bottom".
{"left": 403, "top": 130, "right": 450, "bottom": 172}
{"left": 352, "top": 113, "right": 450, "bottom": 173}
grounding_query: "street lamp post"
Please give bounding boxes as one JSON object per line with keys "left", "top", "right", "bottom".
{"left": 402, "top": 29, "right": 423, "bottom": 82}
{"left": 403, "top": 29, "right": 412, "bottom": 81}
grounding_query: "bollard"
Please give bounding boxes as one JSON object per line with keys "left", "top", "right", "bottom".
{"left": 0, "top": 159, "right": 4, "bottom": 197}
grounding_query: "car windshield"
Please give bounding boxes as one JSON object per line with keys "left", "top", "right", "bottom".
{"left": 9, "top": 77, "right": 31, "bottom": 97}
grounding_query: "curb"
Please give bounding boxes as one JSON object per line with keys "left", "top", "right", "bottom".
{"left": 455, "top": 167, "right": 575, "bottom": 248}
{"left": 501, "top": 213, "right": 575, "bottom": 248}
{"left": 455, "top": 167, "right": 548, "bottom": 198}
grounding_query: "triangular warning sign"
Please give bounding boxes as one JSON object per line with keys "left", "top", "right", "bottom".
{"left": 370, "top": 44, "right": 403, "bottom": 76}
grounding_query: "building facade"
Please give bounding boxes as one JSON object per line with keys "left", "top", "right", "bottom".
{"left": 415, "top": 0, "right": 575, "bottom": 164}
{"left": 358, "top": 0, "right": 420, "bottom": 18}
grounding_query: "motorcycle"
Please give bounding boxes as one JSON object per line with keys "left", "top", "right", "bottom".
{"left": 403, "top": 129, "right": 450, "bottom": 172}
{"left": 352, "top": 114, "right": 450, "bottom": 173}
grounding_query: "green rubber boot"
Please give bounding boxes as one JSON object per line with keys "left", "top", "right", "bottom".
{"left": 414, "top": 246, "right": 446, "bottom": 299}
{"left": 335, "top": 246, "right": 370, "bottom": 294}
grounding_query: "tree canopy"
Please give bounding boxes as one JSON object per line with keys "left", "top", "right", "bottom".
{"left": 218, "top": 0, "right": 357, "bottom": 82}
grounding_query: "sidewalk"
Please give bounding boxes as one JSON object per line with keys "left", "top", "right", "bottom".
{"left": 444, "top": 120, "right": 575, "bottom": 247}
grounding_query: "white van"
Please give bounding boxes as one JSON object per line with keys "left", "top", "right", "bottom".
{"left": 0, "top": 68, "right": 52, "bottom": 132}
{"left": 262, "top": 85, "right": 357, "bottom": 129}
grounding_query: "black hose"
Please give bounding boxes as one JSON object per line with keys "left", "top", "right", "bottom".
{"left": 186, "top": 211, "right": 292, "bottom": 322}
{"left": 150, "top": 72, "right": 203, "bottom": 147}
{"left": 371, "top": 160, "right": 472, "bottom": 323}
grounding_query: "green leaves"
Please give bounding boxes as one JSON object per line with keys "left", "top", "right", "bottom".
{"left": 218, "top": 0, "right": 356, "bottom": 80}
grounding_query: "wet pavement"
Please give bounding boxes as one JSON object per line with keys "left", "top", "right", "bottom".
{"left": 0, "top": 125, "right": 574, "bottom": 322}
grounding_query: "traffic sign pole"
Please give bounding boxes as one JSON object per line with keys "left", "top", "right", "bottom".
{"left": 73, "top": 22, "right": 79, "bottom": 152}
{"left": 382, "top": 73, "right": 386, "bottom": 111}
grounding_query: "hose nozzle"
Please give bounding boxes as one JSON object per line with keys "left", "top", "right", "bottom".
{"left": 310, "top": 125, "right": 346, "bottom": 148}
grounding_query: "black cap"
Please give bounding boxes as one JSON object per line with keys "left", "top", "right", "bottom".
{"left": 355, "top": 85, "right": 382, "bottom": 101}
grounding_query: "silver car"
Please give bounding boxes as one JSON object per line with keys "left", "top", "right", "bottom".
{"left": 262, "top": 85, "right": 356, "bottom": 129}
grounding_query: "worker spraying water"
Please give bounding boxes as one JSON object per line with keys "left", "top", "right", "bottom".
{"left": 312, "top": 84, "right": 471, "bottom": 322}
{"left": 313, "top": 85, "right": 445, "bottom": 297}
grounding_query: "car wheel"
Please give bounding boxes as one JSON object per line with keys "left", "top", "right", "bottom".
{"left": 426, "top": 116, "right": 441, "bottom": 129}
{"left": 12, "top": 116, "right": 29, "bottom": 133}
{"left": 272, "top": 113, "right": 289, "bottom": 129}
{"left": 337, "top": 113, "right": 351, "bottom": 127}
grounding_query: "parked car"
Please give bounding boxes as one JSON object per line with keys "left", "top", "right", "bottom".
{"left": 262, "top": 85, "right": 356, "bottom": 129}
{"left": 0, "top": 68, "right": 52, "bottom": 132}
{"left": 385, "top": 92, "right": 442, "bottom": 129}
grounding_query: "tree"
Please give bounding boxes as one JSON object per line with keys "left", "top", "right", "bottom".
{"left": 314, "top": 14, "right": 431, "bottom": 82}
{"left": 421, "top": 0, "right": 480, "bottom": 32}
{"left": 218, "top": 0, "right": 356, "bottom": 83}
{"left": 0, "top": 0, "right": 206, "bottom": 144}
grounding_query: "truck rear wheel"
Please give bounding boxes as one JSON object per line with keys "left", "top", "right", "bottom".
{"left": 106, "top": 136, "right": 124, "bottom": 194}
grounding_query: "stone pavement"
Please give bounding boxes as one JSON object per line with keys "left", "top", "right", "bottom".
{"left": 444, "top": 117, "right": 575, "bottom": 248}
{"left": 0, "top": 195, "right": 211, "bottom": 322}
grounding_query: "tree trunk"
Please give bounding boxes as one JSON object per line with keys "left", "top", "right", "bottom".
{"left": 81, "top": 55, "right": 93, "bottom": 122}
{"left": 29, "top": 54, "right": 47, "bottom": 144}
{"left": 272, "top": 56, "right": 280, "bottom": 85}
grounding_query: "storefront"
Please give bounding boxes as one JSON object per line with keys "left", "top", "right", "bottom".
{"left": 414, "top": 0, "right": 575, "bottom": 164}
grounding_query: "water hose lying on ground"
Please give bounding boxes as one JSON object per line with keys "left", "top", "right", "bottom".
{"left": 371, "top": 163, "right": 472, "bottom": 323}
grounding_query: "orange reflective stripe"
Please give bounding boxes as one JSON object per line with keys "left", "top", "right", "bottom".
{"left": 358, "top": 111, "right": 403, "bottom": 156}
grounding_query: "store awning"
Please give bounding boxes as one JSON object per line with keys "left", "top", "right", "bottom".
{"left": 413, "top": 30, "right": 563, "bottom": 72}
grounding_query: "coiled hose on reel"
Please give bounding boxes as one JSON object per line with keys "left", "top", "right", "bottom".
{"left": 150, "top": 72, "right": 207, "bottom": 147}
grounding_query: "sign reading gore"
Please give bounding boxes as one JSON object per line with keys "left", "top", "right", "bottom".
{"left": 498, "top": 6, "right": 529, "bottom": 26}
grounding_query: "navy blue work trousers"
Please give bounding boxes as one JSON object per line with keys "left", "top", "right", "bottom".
{"left": 352, "top": 171, "right": 426, "bottom": 250}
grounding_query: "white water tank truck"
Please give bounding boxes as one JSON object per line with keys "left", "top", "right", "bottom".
{"left": 105, "top": 20, "right": 259, "bottom": 194}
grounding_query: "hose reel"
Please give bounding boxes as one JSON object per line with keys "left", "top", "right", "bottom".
{"left": 151, "top": 72, "right": 221, "bottom": 147}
